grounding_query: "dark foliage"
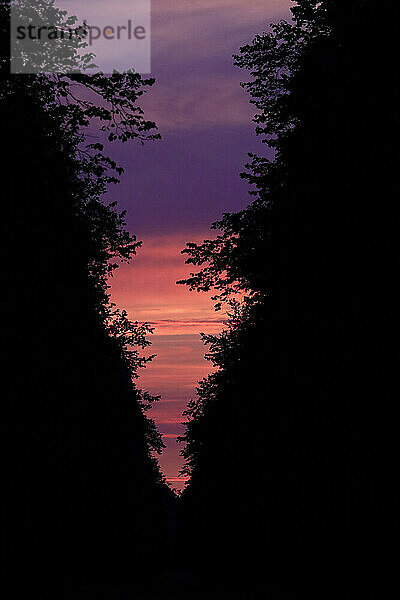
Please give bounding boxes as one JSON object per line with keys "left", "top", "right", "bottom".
{"left": 178, "top": 1, "right": 399, "bottom": 597}
{"left": 0, "top": 2, "right": 174, "bottom": 596}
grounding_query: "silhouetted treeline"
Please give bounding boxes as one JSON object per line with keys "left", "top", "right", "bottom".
{"left": 179, "top": 1, "right": 399, "bottom": 597}
{"left": 0, "top": 3, "right": 176, "bottom": 596}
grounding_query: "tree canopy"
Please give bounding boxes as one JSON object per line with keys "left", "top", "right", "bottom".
{"left": 178, "top": 1, "right": 399, "bottom": 596}
{"left": 1, "top": 1, "right": 172, "bottom": 593}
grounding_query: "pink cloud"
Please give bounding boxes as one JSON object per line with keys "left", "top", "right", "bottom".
{"left": 110, "top": 231, "right": 224, "bottom": 483}
{"left": 110, "top": 231, "right": 227, "bottom": 334}
{"left": 155, "top": 417, "right": 185, "bottom": 424}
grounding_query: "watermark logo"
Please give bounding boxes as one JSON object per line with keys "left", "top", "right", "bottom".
{"left": 10, "top": 0, "right": 151, "bottom": 74}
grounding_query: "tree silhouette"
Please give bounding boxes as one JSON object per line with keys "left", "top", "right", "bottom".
{"left": 178, "top": 1, "right": 399, "bottom": 597}
{"left": 9, "top": 0, "right": 95, "bottom": 73}
{"left": 0, "top": 2, "right": 172, "bottom": 596}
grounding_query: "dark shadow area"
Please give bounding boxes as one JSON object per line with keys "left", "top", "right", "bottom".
{"left": 1, "top": 2, "right": 172, "bottom": 597}
{"left": 177, "top": 1, "right": 399, "bottom": 598}
{"left": 1, "top": 1, "right": 399, "bottom": 599}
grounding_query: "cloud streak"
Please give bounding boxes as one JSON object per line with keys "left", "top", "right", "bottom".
{"left": 110, "top": 232, "right": 227, "bottom": 333}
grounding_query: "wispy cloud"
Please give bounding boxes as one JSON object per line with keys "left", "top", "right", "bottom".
{"left": 152, "top": 0, "right": 291, "bottom": 55}
{"left": 156, "top": 417, "right": 186, "bottom": 425}
{"left": 144, "top": 0, "right": 292, "bottom": 131}
{"left": 142, "top": 75, "right": 254, "bottom": 131}
{"left": 110, "top": 231, "right": 226, "bottom": 334}
{"left": 166, "top": 477, "right": 189, "bottom": 483}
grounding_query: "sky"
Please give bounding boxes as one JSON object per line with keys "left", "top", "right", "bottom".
{"left": 105, "top": 0, "right": 292, "bottom": 492}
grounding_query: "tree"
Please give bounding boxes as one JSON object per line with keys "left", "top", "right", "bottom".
{"left": 178, "top": 1, "right": 399, "bottom": 596}
{"left": 1, "top": 1, "right": 169, "bottom": 594}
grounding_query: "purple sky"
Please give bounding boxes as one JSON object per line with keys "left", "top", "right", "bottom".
{"left": 106, "top": 0, "right": 293, "bottom": 491}
{"left": 108, "top": 0, "right": 290, "bottom": 236}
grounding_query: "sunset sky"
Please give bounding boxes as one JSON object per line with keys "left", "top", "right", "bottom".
{"left": 108, "top": 0, "right": 292, "bottom": 491}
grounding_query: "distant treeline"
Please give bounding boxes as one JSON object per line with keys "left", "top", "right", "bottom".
{"left": 178, "top": 1, "right": 399, "bottom": 597}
